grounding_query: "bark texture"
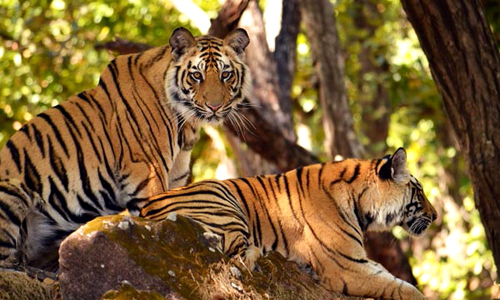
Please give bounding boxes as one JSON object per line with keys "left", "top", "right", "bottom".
{"left": 239, "top": 0, "right": 296, "bottom": 142}
{"left": 274, "top": 0, "right": 301, "bottom": 125}
{"left": 208, "top": 0, "right": 249, "bottom": 38}
{"left": 299, "top": 0, "right": 364, "bottom": 158}
{"left": 401, "top": 0, "right": 500, "bottom": 277}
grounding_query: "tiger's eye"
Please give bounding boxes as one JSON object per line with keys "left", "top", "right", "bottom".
{"left": 221, "top": 71, "right": 233, "bottom": 80}
{"left": 190, "top": 72, "right": 202, "bottom": 81}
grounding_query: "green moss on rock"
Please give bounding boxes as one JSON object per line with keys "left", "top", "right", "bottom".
{"left": 0, "top": 270, "right": 57, "bottom": 300}
{"left": 93, "top": 215, "right": 225, "bottom": 296}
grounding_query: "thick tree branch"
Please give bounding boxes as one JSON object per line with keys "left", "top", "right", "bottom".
{"left": 208, "top": 0, "right": 250, "bottom": 38}
{"left": 95, "top": 38, "right": 152, "bottom": 55}
{"left": 239, "top": 1, "right": 296, "bottom": 142}
{"left": 224, "top": 105, "right": 319, "bottom": 171}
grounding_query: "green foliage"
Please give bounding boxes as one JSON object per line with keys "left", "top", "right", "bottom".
{"left": 292, "top": 32, "right": 326, "bottom": 159}
{"left": 0, "top": 0, "right": 196, "bottom": 148}
{"left": 483, "top": 0, "right": 500, "bottom": 48}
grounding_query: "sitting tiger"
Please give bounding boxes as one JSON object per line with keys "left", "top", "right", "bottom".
{"left": 141, "top": 148, "right": 437, "bottom": 299}
{"left": 0, "top": 27, "right": 251, "bottom": 270}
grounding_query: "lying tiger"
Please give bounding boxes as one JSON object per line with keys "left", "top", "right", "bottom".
{"left": 141, "top": 148, "right": 437, "bottom": 299}
{"left": 0, "top": 27, "right": 251, "bottom": 270}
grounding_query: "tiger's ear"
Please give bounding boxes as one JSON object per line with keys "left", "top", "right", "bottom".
{"left": 379, "top": 147, "right": 410, "bottom": 184}
{"left": 169, "top": 27, "right": 196, "bottom": 60}
{"left": 390, "top": 148, "right": 410, "bottom": 184}
{"left": 223, "top": 28, "right": 250, "bottom": 56}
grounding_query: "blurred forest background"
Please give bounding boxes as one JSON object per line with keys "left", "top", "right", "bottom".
{"left": 1, "top": 0, "right": 499, "bottom": 299}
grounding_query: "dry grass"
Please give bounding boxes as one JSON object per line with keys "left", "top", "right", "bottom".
{"left": 198, "top": 259, "right": 262, "bottom": 300}
{"left": 195, "top": 253, "right": 353, "bottom": 300}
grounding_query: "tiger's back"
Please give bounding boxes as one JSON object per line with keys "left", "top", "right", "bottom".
{"left": 0, "top": 27, "right": 251, "bottom": 270}
{"left": 142, "top": 148, "right": 437, "bottom": 299}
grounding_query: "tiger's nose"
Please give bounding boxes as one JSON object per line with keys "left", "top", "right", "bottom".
{"left": 431, "top": 212, "right": 437, "bottom": 222}
{"left": 207, "top": 103, "right": 222, "bottom": 112}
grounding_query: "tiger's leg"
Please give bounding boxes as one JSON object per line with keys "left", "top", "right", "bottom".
{"left": 223, "top": 232, "right": 262, "bottom": 270}
{"left": 350, "top": 259, "right": 424, "bottom": 299}
{"left": 241, "top": 244, "right": 263, "bottom": 270}
{"left": 204, "top": 217, "right": 260, "bottom": 270}
{"left": 321, "top": 258, "right": 424, "bottom": 299}
{"left": 0, "top": 182, "right": 31, "bottom": 268}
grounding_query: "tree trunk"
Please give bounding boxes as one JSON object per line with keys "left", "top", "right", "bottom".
{"left": 239, "top": 0, "right": 296, "bottom": 142}
{"left": 401, "top": 0, "right": 500, "bottom": 278}
{"left": 274, "top": 0, "right": 301, "bottom": 127}
{"left": 225, "top": 0, "right": 300, "bottom": 176}
{"left": 299, "top": 0, "right": 364, "bottom": 159}
{"left": 224, "top": 105, "right": 319, "bottom": 171}
{"left": 217, "top": 0, "right": 300, "bottom": 176}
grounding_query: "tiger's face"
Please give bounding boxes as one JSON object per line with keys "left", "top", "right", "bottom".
{"left": 373, "top": 148, "right": 437, "bottom": 236}
{"left": 166, "top": 28, "right": 251, "bottom": 125}
{"left": 400, "top": 175, "right": 437, "bottom": 236}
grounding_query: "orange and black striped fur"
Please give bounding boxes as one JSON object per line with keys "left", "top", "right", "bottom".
{"left": 0, "top": 27, "right": 251, "bottom": 270}
{"left": 142, "top": 148, "right": 436, "bottom": 299}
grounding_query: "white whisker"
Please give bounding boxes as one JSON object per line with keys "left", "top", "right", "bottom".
{"left": 227, "top": 113, "right": 247, "bottom": 141}
{"left": 230, "top": 111, "right": 257, "bottom": 137}
{"left": 230, "top": 108, "right": 256, "bottom": 131}
{"left": 238, "top": 101, "right": 261, "bottom": 109}
{"left": 177, "top": 110, "right": 197, "bottom": 131}
{"left": 237, "top": 112, "right": 256, "bottom": 131}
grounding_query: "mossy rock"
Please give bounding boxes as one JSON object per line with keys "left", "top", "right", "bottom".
{"left": 59, "top": 214, "right": 359, "bottom": 299}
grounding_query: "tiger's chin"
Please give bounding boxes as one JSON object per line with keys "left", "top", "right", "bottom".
{"left": 402, "top": 217, "right": 433, "bottom": 237}
{"left": 197, "top": 105, "right": 238, "bottom": 125}
{"left": 192, "top": 109, "right": 244, "bottom": 127}
{"left": 170, "top": 102, "right": 232, "bottom": 126}
{"left": 199, "top": 114, "right": 224, "bottom": 124}
{"left": 184, "top": 113, "right": 224, "bottom": 126}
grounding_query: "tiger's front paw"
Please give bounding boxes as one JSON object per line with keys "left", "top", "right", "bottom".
{"left": 399, "top": 283, "right": 425, "bottom": 300}
{"left": 242, "top": 245, "right": 262, "bottom": 271}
